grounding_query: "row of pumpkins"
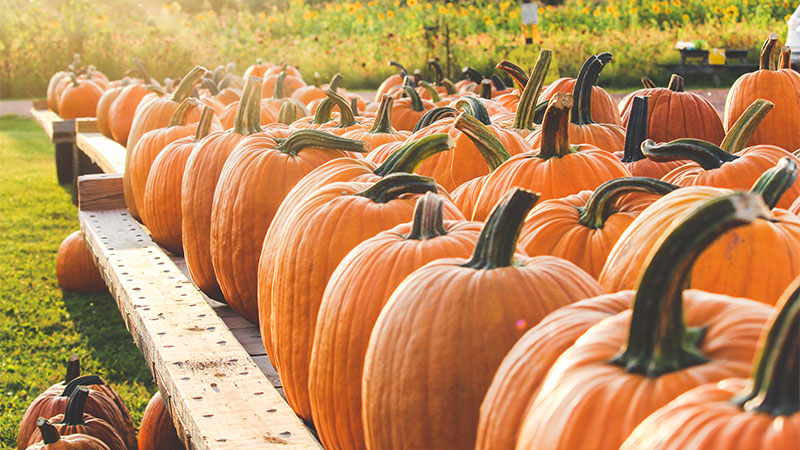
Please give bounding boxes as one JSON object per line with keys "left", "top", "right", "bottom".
{"left": 48, "top": 32, "right": 800, "bottom": 449}
{"left": 15, "top": 355, "right": 183, "bottom": 450}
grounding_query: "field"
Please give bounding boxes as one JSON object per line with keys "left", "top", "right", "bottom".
{"left": 0, "top": 115, "right": 153, "bottom": 448}
{"left": 1, "top": 0, "right": 793, "bottom": 98}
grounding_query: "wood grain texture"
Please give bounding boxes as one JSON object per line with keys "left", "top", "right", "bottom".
{"left": 76, "top": 120, "right": 126, "bottom": 174}
{"left": 78, "top": 174, "right": 126, "bottom": 211}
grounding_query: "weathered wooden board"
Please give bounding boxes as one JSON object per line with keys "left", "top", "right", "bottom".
{"left": 75, "top": 119, "right": 126, "bottom": 174}
{"left": 30, "top": 101, "right": 75, "bottom": 144}
{"left": 77, "top": 174, "right": 320, "bottom": 449}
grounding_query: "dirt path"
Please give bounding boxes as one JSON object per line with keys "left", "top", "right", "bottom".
{"left": 0, "top": 100, "right": 33, "bottom": 117}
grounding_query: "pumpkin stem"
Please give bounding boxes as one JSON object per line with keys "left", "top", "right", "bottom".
{"left": 496, "top": 59, "right": 529, "bottom": 91}
{"left": 750, "top": 157, "right": 798, "bottom": 209}
{"left": 328, "top": 73, "right": 343, "bottom": 92}
{"left": 418, "top": 81, "right": 442, "bottom": 103}
{"left": 462, "top": 66, "right": 484, "bottom": 84}
{"left": 357, "top": 173, "right": 438, "bottom": 204}
{"left": 577, "top": 177, "right": 679, "bottom": 229}
{"left": 64, "top": 354, "right": 80, "bottom": 384}
{"left": 720, "top": 99, "right": 774, "bottom": 153}
{"left": 167, "top": 98, "right": 199, "bottom": 127}
{"left": 641, "top": 139, "right": 739, "bottom": 170}
{"left": 132, "top": 58, "right": 152, "bottom": 85}
{"left": 463, "top": 188, "right": 539, "bottom": 270}
{"left": 171, "top": 66, "right": 207, "bottom": 103}
{"left": 146, "top": 84, "right": 167, "bottom": 97}
{"left": 244, "top": 76, "right": 264, "bottom": 135}
{"left": 441, "top": 79, "right": 458, "bottom": 95}
{"left": 389, "top": 61, "right": 408, "bottom": 78}
{"left": 202, "top": 78, "right": 220, "bottom": 96}
{"left": 311, "top": 98, "right": 335, "bottom": 125}
{"left": 780, "top": 46, "right": 792, "bottom": 70}
{"left": 759, "top": 33, "right": 780, "bottom": 70}
{"left": 667, "top": 74, "right": 685, "bottom": 92}
{"left": 490, "top": 74, "right": 508, "bottom": 91}
{"left": 37, "top": 418, "right": 61, "bottom": 444}
{"left": 68, "top": 73, "right": 80, "bottom": 87}
{"left": 278, "top": 102, "right": 300, "bottom": 125}
{"left": 324, "top": 88, "right": 359, "bottom": 128}
{"left": 732, "top": 277, "right": 800, "bottom": 416}
{"left": 369, "top": 95, "right": 396, "bottom": 134}
{"left": 428, "top": 59, "right": 444, "bottom": 85}
{"left": 402, "top": 75, "right": 417, "bottom": 89}
{"left": 621, "top": 96, "right": 649, "bottom": 163}
{"left": 412, "top": 107, "right": 458, "bottom": 132}
{"left": 63, "top": 386, "right": 90, "bottom": 426}
{"left": 275, "top": 129, "right": 368, "bottom": 157}
{"left": 453, "top": 96, "right": 492, "bottom": 125}
{"left": 193, "top": 106, "right": 215, "bottom": 142}
{"left": 61, "top": 375, "right": 103, "bottom": 397}
{"left": 273, "top": 71, "right": 287, "bottom": 100}
{"left": 513, "top": 49, "right": 552, "bottom": 131}
{"left": 610, "top": 192, "right": 770, "bottom": 377}
{"left": 373, "top": 134, "right": 454, "bottom": 176}
{"left": 539, "top": 93, "right": 575, "bottom": 159}
{"left": 571, "top": 55, "right": 606, "bottom": 125}
{"left": 479, "top": 80, "right": 493, "bottom": 99}
{"left": 454, "top": 113, "right": 511, "bottom": 171}
{"left": 312, "top": 72, "right": 321, "bottom": 88}
{"left": 402, "top": 85, "right": 425, "bottom": 112}
{"left": 407, "top": 192, "right": 448, "bottom": 240}
{"left": 641, "top": 76, "right": 657, "bottom": 89}
{"left": 350, "top": 97, "right": 360, "bottom": 116}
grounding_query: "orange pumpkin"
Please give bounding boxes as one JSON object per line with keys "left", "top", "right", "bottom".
{"left": 362, "top": 188, "right": 604, "bottom": 450}
{"left": 341, "top": 94, "right": 410, "bottom": 148}
{"left": 375, "top": 61, "right": 408, "bottom": 99}
{"left": 56, "top": 231, "right": 105, "bottom": 293}
{"left": 56, "top": 76, "right": 103, "bottom": 119}
{"left": 621, "top": 275, "right": 800, "bottom": 449}
{"left": 47, "top": 71, "right": 71, "bottom": 112}
{"left": 291, "top": 73, "right": 341, "bottom": 106}
{"left": 108, "top": 83, "right": 151, "bottom": 146}
{"left": 391, "top": 85, "right": 435, "bottom": 131}
{"left": 137, "top": 392, "right": 184, "bottom": 450}
{"left": 95, "top": 82, "right": 129, "bottom": 139}
{"left": 25, "top": 419, "right": 110, "bottom": 450}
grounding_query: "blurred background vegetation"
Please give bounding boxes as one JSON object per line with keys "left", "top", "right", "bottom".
{"left": 0, "top": 0, "right": 793, "bottom": 98}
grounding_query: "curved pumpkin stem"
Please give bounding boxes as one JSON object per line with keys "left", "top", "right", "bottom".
{"left": 167, "top": 98, "right": 200, "bottom": 127}
{"left": 132, "top": 58, "right": 153, "bottom": 85}
{"left": 750, "top": 157, "right": 798, "bottom": 209}
{"left": 780, "top": 46, "right": 792, "bottom": 70}
{"left": 479, "top": 80, "right": 493, "bottom": 99}
{"left": 194, "top": 106, "right": 215, "bottom": 143}
{"left": 311, "top": 98, "right": 335, "bottom": 125}
{"left": 328, "top": 73, "right": 343, "bottom": 92}
{"left": 462, "top": 66, "right": 484, "bottom": 84}
{"left": 453, "top": 96, "right": 492, "bottom": 125}
{"left": 374, "top": 134, "right": 454, "bottom": 176}
{"left": 490, "top": 74, "right": 507, "bottom": 91}
{"left": 369, "top": 95, "right": 395, "bottom": 134}
{"left": 63, "top": 386, "right": 90, "bottom": 426}
{"left": 202, "top": 78, "right": 220, "bottom": 96}
{"left": 720, "top": 99, "right": 775, "bottom": 153}
{"left": 441, "top": 79, "right": 458, "bottom": 95}
{"left": 641, "top": 139, "right": 738, "bottom": 170}
{"left": 570, "top": 55, "right": 605, "bottom": 125}
{"left": 389, "top": 61, "right": 408, "bottom": 78}
{"left": 760, "top": 33, "right": 780, "bottom": 71}
{"left": 245, "top": 77, "right": 264, "bottom": 134}
{"left": 413, "top": 107, "right": 458, "bottom": 132}
{"left": 732, "top": 276, "right": 800, "bottom": 415}
{"left": 667, "top": 74, "right": 685, "bottom": 92}
{"left": 171, "top": 66, "right": 207, "bottom": 103}
{"left": 418, "top": 81, "right": 442, "bottom": 103}
{"left": 357, "top": 173, "right": 438, "bottom": 203}
{"left": 577, "top": 177, "right": 679, "bottom": 229}
{"left": 428, "top": 60, "right": 444, "bottom": 86}
{"left": 324, "top": 88, "right": 359, "bottom": 128}
{"left": 64, "top": 354, "right": 81, "bottom": 384}
{"left": 407, "top": 192, "right": 448, "bottom": 240}
{"left": 538, "top": 93, "right": 575, "bottom": 158}
{"left": 61, "top": 375, "right": 103, "bottom": 397}
{"left": 641, "top": 76, "right": 657, "bottom": 89}
{"left": 272, "top": 71, "right": 287, "bottom": 100}
{"left": 402, "top": 85, "right": 425, "bottom": 112}
{"left": 496, "top": 60, "right": 529, "bottom": 91}
{"left": 611, "top": 192, "right": 771, "bottom": 377}
{"left": 463, "top": 188, "right": 539, "bottom": 270}
{"left": 275, "top": 129, "right": 368, "bottom": 156}
{"left": 513, "top": 49, "right": 552, "bottom": 132}
{"left": 278, "top": 102, "right": 300, "bottom": 125}
{"left": 37, "top": 418, "right": 61, "bottom": 444}
{"left": 621, "top": 96, "right": 649, "bottom": 163}
{"left": 350, "top": 96, "right": 360, "bottom": 116}
{"left": 454, "top": 113, "right": 511, "bottom": 171}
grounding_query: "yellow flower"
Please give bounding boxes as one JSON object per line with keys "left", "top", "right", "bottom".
{"left": 378, "top": 12, "right": 385, "bottom": 20}
{"left": 394, "top": 0, "right": 400, "bottom": 6}
{"left": 509, "top": 10, "right": 518, "bottom": 19}
{"left": 303, "top": 10, "right": 313, "bottom": 20}
{"left": 671, "top": 0, "right": 682, "bottom": 6}
{"left": 387, "top": 10, "right": 395, "bottom": 18}
{"left": 725, "top": 5, "right": 738, "bottom": 16}
{"left": 682, "top": 14, "right": 689, "bottom": 21}
{"left": 714, "top": 6, "right": 722, "bottom": 14}
{"left": 353, "top": 1, "right": 362, "bottom": 9}
{"left": 653, "top": 4, "right": 661, "bottom": 13}
{"left": 593, "top": 8, "right": 601, "bottom": 16}
{"left": 267, "top": 15, "right": 280, "bottom": 23}
{"left": 484, "top": 16, "right": 492, "bottom": 24}
{"left": 257, "top": 11, "right": 266, "bottom": 19}
{"left": 407, "top": 0, "right": 418, "bottom": 7}
{"left": 438, "top": 5, "right": 446, "bottom": 13}
{"left": 469, "top": 5, "right": 475, "bottom": 11}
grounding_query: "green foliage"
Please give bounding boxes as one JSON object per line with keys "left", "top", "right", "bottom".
{"left": 0, "top": 0, "right": 793, "bottom": 98}
{"left": 0, "top": 115, "right": 155, "bottom": 447}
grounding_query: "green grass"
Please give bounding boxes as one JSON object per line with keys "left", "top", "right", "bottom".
{"left": 0, "top": 115, "right": 154, "bottom": 448}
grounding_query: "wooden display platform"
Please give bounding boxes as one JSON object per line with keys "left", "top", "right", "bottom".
{"left": 77, "top": 173, "right": 321, "bottom": 449}
{"left": 75, "top": 119, "right": 126, "bottom": 175}
{"left": 30, "top": 100, "right": 76, "bottom": 185}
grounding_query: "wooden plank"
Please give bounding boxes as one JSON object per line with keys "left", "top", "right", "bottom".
{"left": 30, "top": 106, "right": 74, "bottom": 143}
{"left": 78, "top": 174, "right": 125, "bottom": 211}
{"left": 75, "top": 119, "right": 126, "bottom": 174}
{"left": 78, "top": 182, "right": 321, "bottom": 449}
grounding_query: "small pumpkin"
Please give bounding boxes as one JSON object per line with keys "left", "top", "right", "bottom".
{"left": 137, "top": 392, "right": 184, "bottom": 450}
{"left": 108, "top": 83, "right": 152, "bottom": 146}
{"left": 56, "top": 75, "right": 103, "bottom": 119}
{"left": 391, "top": 85, "right": 435, "bottom": 131}
{"left": 56, "top": 231, "right": 106, "bottom": 293}
{"left": 25, "top": 419, "right": 110, "bottom": 450}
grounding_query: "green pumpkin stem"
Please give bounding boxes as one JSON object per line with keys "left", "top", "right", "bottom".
{"left": 610, "top": 192, "right": 770, "bottom": 377}
{"left": 63, "top": 387, "right": 90, "bottom": 426}
{"left": 720, "top": 99, "right": 775, "bottom": 153}
{"left": 61, "top": 375, "right": 103, "bottom": 397}
{"left": 621, "top": 96, "right": 649, "bottom": 163}
{"left": 37, "top": 419, "right": 61, "bottom": 444}
{"left": 480, "top": 80, "right": 493, "bottom": 99}
{"left": 760, "top": 33, "right": 780, "bottom": 70}
{"left": 732, "top": 278, "right": 800, "bottom": 416}
{"left": 463, "top": 188, "right": 539, "bottom": 270}
{"left": 275, "top": 129, "right": 368, "bottom": 156}
{"left": 441, "top": 79, "right": 458, "bottom": 95}
{"left": 245, "top": 77, "right": 264, "bottom": 134}
{"left": 312, "top": 98, "right": 335, "bottom": 125}
{"left": 64, "top": 354, "right": 80, "bottom": 384}
{"left": 277, "top": 102, "right": 299, "bottom": 125}
{"left": 454, "top": 113, "right": 511, "bottom": 171}
{"left": 496, "top": 59, "right": 529, "bottom": 90}
{"left": 202, "top": 78, "right": 220, "bottom": 96}
{"left": 428, "top": 60, "right": 445, "bottom": 85}
{"left": 350, "top": 97, "right": 359, "bottom": 116}
{"left": 641, "top": 139, "right": 739, "bottom": 170}
{"left": 491, "top": 75, "right": 508, "bottom": 91}
{"left": 641, "top": 77, "right": 657, "bottom": 89}
{"left": 513, "top": 49, "right": 552, "bottom": 131}
{"left": 132, "top": 58, "right": 152, "bottom": 85}
{"left": 453, "top": 96, "right": 492, "bottom": 125}
{"left": 667, "top": 74, "right": 685, "bottom": 92}
{"left": 750, "top": 157, "right": 798, "bottom": 209}
{"left": 389, "top": 61, "right": 408, "bottom": 78}
{"left": 402, "top": 86, "right": 425, "bottom": 112}
{"left": 328, "top": 73, "right": 343, "bottom": 92}
{"left": 272, "top": 71, "right": 287, "bottom": 100}
{"left": 577, "top": 177, "right": 679, "bottom": 229}
{"left": 146, "top": 84, "right": 167, "bottom": 97}
{"left": 539, "top": 93, "right": 575, "bottom": 158}
{"left": 462, "top": 66, "right": 484, "bottom": 84}
{"left": 357, "top": 173, "right": 438, "bottom": 203}
{"left": 571, "top": 55, "right": 606, "bottom": 125}
{"left": 373, "top": 134, "right": 454, "bottom": 176}
{"left": 370, "top": 95, "right": 396, "bottom": 134}
{"left": 412, "top": 107, "right": 458, "bottom": 132}
{"left": 418, "top": 81, "right": 442, "bottom": 103}
{"left": 407, "top": 192, "right": 448, "bottom": 240}
{"left": 193, "top": 106, "right": 215, "bottom": 142}
{"left": 167, "top": 98, "right": 199, "bottom": 127}
{"left": 324, "top": 88, "right": 359, "bottom": 128}
{"left": 171, "top": 66, "right": 207, "bottom": 103}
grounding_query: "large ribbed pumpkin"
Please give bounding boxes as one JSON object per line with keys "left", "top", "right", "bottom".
{"left": 361, "top": 189, "right": 604, "bottom": 450}
{"left": 513, "top": 192, "right": 774, "bottom": 450}
{"left": 309, "top": 193, "right": 482, "bottom": 450}
{"left": 621, "top": 276, "right": 800, "bottom": 450}
{"left": 137, "top": 392, "right": 184, "bottom": 450}
{"left": 270, "top": 174, "right": 464, "bottom": 421}
{"left": 56, "top": 231, "right": 105, "bottom": 293}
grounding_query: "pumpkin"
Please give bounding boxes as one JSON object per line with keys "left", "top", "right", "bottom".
{"left": 56, "top": 231, "right": 106, "bottom": 293}
{"left": 270, "top": 174, "right": 463, "bottom": 421}
{"left": 141, "top": 106, "right": 215, "bottom": 254}
{"left": 724, "top": 33, "right": 800, "bottom": 151}
{"left": 621, "top": 275, "right": 800, "bottom": 449}
{"left": 260, "top": 71, "right": 309, "bottom": 119}
{"left": 497, "top": 49, "right": 551, "bottom": 138}
{"left": 26, "top": 388, "right": 125, "bottom": 450}
{"left": 17, "top": 375, "right": 136, "bottom": 450}
{"left": 137, "top": 392, "right": 184, "bottom": 450}
{"left": 25, "top": 419, "right": 110, "bottom": 450}
{"left": 309, "top": 193, "right": 482, "bottom": 450}
{"left": 361, "top": 188, "right": 604, "bottom": 450}
{"left": 375, "top": 61, "right": 409, "bottom": 99}
{"left": 341, "top": 94, "right": 410, "bottom": 148}
{"left": 181, "top": 77, "right": 264, "bottom": 301}
{"left": 108, "top": 83, "right": 151, "bottom": 146}
{"left": 262, "top": 69, "right": 305, "bottom": 98}
{"left": 391, "top": 85, "right": 435, "bottom": 131}
{"left": 95, "top": 82, "right": 129, "bottom": 139}
{"left": 210, "top": 129, "right": 368, "bottom": 322}
{"left": 513, "top": 192, "right": 774, "bottom": 450}
{"left": 242, "top": 59, "right": 273, "bottom": 78}
{"left": 47, "top": 71, "right": 71, "bottom": 112}
{"left": 56, "top": 75, "right": 103, "bottom": 119}
{"left": 619, "top": 74, "right": 725, "bottom": 145}
{"left": 291, "top": 72, "right": 336, "bottom": 106}
{"left": 539, "top": 52, "right": 622, "bottom": 125}
{"left": 218, "top": 96, "right": 280, "bottom": 129}
{"left": 518, "top": 177, "right": 678, "bottom": 278}
{"left": 470, "top": 93, "right": 631, "bottom": 221}
{"left": 600, "top": 157, "right": 800, "bottom": 306}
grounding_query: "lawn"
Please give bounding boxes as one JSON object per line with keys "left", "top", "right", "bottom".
{"left": 0, "top": 115, "right": 154, "bottom": 448}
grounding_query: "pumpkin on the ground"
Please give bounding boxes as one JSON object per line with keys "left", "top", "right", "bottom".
{"left": 137, "top": 392, "right": 184, "bottom": 450}
{"left": 56, "top": 231, "right": 106, "bottom": 293}
{"left": 25, "top": 419, "right": 110, "bottom": 450}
